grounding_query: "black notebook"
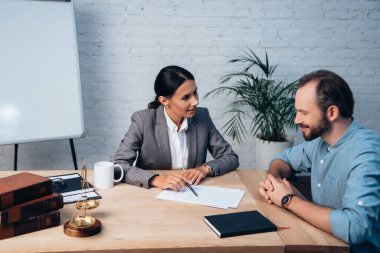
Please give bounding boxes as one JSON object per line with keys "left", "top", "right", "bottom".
{"left": 204, "top": 210, "right": 277, "bottom": 238}
{"left": 48, "top": 173, "right": 101, "bottom": 204}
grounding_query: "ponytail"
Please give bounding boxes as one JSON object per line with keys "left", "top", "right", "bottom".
{"left": 148, "top": 96, "right": 161, "bottom": 109}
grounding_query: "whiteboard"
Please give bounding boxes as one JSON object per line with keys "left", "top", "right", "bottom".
{"left": 0, "top": 0, "right": 84, "bottom": 145}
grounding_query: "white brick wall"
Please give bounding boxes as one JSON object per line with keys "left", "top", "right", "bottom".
{"left": 1, "top": 0, "right": 379, "bottom": 170}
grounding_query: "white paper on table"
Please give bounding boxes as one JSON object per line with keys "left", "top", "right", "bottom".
{"left": 63, "top": 190, "right": 100, "bottom": 204}
{"left": 156, "top": 185, "right": 245, "bottom": 209}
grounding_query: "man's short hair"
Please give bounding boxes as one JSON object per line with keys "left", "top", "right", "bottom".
{"left": 298, "top": 70, "right": 354, "bottom": 118}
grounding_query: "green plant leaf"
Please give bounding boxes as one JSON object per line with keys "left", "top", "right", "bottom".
{"left": 204, "top": 49, "right": 297, "bottom": 143}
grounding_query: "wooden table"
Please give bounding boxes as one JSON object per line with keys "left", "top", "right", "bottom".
{"left": 0, "top": 170, "right": 348, "bottom": 253}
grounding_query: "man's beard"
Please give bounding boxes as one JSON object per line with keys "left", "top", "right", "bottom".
{"left": 300, "top": 113, "right": 331, "bottom": 141}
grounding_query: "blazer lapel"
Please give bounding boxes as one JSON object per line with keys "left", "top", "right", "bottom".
{"left": 155, "top": 106, "right": 172, "bottom": 169}
{"left": 186, "top": 117, "right": 198, "bottom": 168}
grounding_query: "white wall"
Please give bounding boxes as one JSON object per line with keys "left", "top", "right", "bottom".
{"left": 1, "top": 0, "right": 379, "bottom": 170}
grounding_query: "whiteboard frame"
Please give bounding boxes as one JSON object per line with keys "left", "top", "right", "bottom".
{"left": 0, "top": 0, "right": 85, "bottom": 145}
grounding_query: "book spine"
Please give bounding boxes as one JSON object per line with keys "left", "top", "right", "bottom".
{"left": 0, "top": 211, "right": 60, "bottom": 240}
{"left": 1, "top": 194, "right": 63, "bottom": 225}
{"left": 0, "top": 180, "right": 53, "bottom": 210}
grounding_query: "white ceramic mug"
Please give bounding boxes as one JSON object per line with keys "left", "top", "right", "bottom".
{"left": 94, "top": 161, "right": 124, "bottom": 189}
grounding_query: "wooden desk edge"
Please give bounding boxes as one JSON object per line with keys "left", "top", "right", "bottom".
{"left": 33, "top": 246, "right": 284, "bottom": 253}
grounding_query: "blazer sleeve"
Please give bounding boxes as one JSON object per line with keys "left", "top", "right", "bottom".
{"left": 112, "top": 111, "right": 157, "bottom": 189}
{"left": 203, "top": 108, "right": 239, "bottom": 176}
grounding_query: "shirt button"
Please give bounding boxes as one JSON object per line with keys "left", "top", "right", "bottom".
{"left": 318, "top": 183, "right": 321, "bottom": 188}
{"left": 320, "top": 160, "right": 324, "bottom": 164}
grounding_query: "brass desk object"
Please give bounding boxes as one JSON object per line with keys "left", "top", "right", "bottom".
{"left": 64, "top": 163, "right": 102, "bottom": 237}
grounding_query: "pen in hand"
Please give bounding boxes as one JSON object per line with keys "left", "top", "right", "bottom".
{"left": 185, "top": 182, "right": 198, "bottom": 197}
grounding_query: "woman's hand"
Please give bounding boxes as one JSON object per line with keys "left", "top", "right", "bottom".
{"left": 150, "top": 165, "right": 211, "bottom": 190}
{"left": 185, "top": 165, "right": 210, "bottom": 185}
{"left": 149, "top": 172, "right": 189, "bottom": 191}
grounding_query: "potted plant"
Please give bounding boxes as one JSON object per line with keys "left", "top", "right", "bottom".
{"left": 204, "top": 49, "right": 298, "bottom": 169}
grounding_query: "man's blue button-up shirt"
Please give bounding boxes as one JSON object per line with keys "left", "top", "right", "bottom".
{"left": 277, "top": 120, "right": 380, "bottom": 252}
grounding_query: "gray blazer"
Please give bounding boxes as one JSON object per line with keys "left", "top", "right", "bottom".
{"left": 112, "top": 106, "right": 239, "bottom": 188}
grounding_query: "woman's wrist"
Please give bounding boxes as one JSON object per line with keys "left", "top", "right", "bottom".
{"left": 148, "top": 174, "right": 160, "bottom": 187}
{"left": 200, "top": 163, "right": 213, "bottom": 176}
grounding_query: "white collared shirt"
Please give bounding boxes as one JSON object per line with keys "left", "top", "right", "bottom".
{"left": 164, "top": 108, "right": 189, "bottom": 169}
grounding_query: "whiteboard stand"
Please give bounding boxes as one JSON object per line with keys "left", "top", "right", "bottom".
{"left": 13, "top": 140, "right": 79, "bottom": 171}
{"left": 14, "top": 144, "right": 18, "bottom": 171}
{"left": 69, "top": 139, "right": 79, "bottom": 170}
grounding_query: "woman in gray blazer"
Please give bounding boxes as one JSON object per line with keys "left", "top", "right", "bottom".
{"left": 112, "top": 66, "right": 239, "bottom": 190}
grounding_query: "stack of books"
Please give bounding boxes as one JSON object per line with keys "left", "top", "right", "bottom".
{"left": 0, "top": 172, "right": 63, "bottom": 240}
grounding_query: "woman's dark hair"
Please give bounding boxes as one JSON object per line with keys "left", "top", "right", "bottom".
{"left": 148, "top": 66, "right": 195, "bottom": 109}
{"left": 298, "top": 70, "right": 354, "bottom": 118}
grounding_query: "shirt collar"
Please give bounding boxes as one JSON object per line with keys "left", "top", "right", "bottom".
{"left": 164, "top": 108, "right": 188, "bottom": 132}
{"left": 329, "top": 119, "right": 360, "bottom": 149}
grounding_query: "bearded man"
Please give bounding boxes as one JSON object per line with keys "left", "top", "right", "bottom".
{"left": 259, "top": 70, "right": 380, "bottom": 253}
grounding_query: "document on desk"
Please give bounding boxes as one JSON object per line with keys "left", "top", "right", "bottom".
{"left": 156, "top": 185, "right": 245, "bottom": 209}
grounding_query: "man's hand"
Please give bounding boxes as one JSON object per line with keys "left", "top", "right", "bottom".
{"left": 259, "top": 174, "right": 276, "bottom": 204}
{"left": 259, "top": 174, "right": 295, "bottom": 206}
